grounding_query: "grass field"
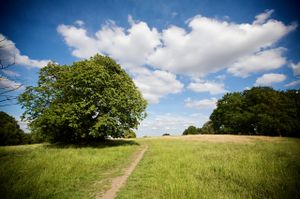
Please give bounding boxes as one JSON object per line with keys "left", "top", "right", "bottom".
{"left": 0, "top": 140, "right": 140, "bottom": 199}
{"left": 1, "top": 135, "right": 299, "bottom": 199}
{"left": 117, "top": 136, "right": 300, "bottom": 199}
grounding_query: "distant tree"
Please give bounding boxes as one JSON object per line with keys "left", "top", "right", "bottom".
{"left": 19, "top": 55, "right": 147, "bottom": 143}
{"left": 182, "top": 125, "right": 200, "bottom": 135}
{"left": 210, "top": 87, "right": 300, "bottom": 137}
{"left": 162, "top": 133, "right": 170, "bottom": 136}
{"left": 201, "top": 120, "right": 215, "bottom": 134}
{"left": 0, "top": 111, "right": 28, "bottom": 145}
{"left": 123, "top": 129, "right": 137, "bottom": 138}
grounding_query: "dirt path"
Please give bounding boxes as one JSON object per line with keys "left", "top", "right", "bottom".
{"left": 97, "top": 145, "right": 148, "bottom": 199}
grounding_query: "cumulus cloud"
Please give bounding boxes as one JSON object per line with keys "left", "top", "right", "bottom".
{"left": 57, "top": 11, "right": 296, "bottom": 103}
{"left": 57, "top": 25, "right": 99, "bottom": 59}
{"left": 228, "top": 48, "right": 286, "bottom": 77}
{"left": 133, "top": 70, "right": 183, "bottom": 104}
{"left": 185, "top": 97, "right": 218, "bottom": 109}
{"left": 2, "top": 69, "right": 20, "bottom": 77}
{"left": 58, "top": 11, "right": 296, "bottom": 77}
{"left": 255, "top": 73, "right": 286, "bottom": 86}
{"left": 74, "top": 20, "right": 85, "bottom": 26}
{"left": 148, "top": 11, "right": 296, "bottom": 76}
{"left": 285, "top": 79, "right": 300, "bottom": 87}
{"left": 0, "top": 77, "right": 21, "bottom": 90}
{"left": 187, "top": 80, "right": 226, "bottom": 95}
{"left": 138, "top": 112, "right": 209, "bottom": 136}
{"left": 17, "top": 119, "right": 29, "bottom": 133}
{"left": 0, "top": 34, "right": 50, "bottom": 68}
{"left": 57, "top": 18, "right": 160, "bottom": 70}
{"left": 290, "top": 62, "right": 300, "bottom": 76}
{"left": 253, "top": 9, "right": 274, "bottom": 25}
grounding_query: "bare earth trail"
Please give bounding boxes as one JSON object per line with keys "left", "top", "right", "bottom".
{"left": 97, "top": 144, "right": 148, "bottom": 199}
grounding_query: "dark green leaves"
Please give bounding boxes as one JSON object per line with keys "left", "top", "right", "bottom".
{"left": 210, "top": 87, "right": 300, "bottom": 137}
{"left": 18, "top": 55, "right": 147, "bottom": 143}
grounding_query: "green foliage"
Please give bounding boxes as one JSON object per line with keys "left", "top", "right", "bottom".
{"left": 123, "top": 129, "right": 137, "bottom": 138}
{"left": 210, "top": 87, "right": 300, "bottom": 137}
{"left": 201, "top": 120, "right": 215, "bottom": 134}
{"left": 182, "top": 125, "right": 201, "bottom": 135}
{"left": 0, "top": 111, "right": 29, "bottom": 146}
{"left": 18, "top": 55, "right": 147, "bottom": 143}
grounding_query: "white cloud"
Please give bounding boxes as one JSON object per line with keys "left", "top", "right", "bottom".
{"left": 58, "top": 18, "right": 160, "bottom": 71}
{"left": 2, "top": 69, "right": 20, "bottom": 77}
{"left": 285, "top": 79, "right": 300, "bottom": 87}
{"left": 171, "top": 12, "right": 178, "bottom": 18}
{"left": 133, "top": 70, "right": 183, "bottom": 104}
{"left": 138, "top": 112, "right": 209, "bottom": 136}
{"left": 253, "top": 9, "right": 274, "bottom": 25}
{"left": 0, "top": 34, "right": 50, "bottom": 68}
{"left": 228, "top": 48, "right": 286, "bottom": 77}
{"left": 255, "top": 73, "right": 286, "bottom": 86}
{"left": 187, "top": 80, "right": 226, "bottom": 95}
{"left": 74, "top": 20, "right": 85, "bottom": 26}
{"left": 185, "top": 97, "right": 218, "bottom": 109}
{"left": 58, "top": 19, "right": 182, "bottom": 104}
{"left": 57, "top": 25, "right": 99, "bottom": 59}
{"left": 58, "top": 11, "right": 296, "bottom": 77}
{"left": 17, "top": 119, "right": 29, "bottom": 133}
{"left": 216, "top": 74, "right": 226, "bottom": 80}
{"left": 290, "top": 62, "right": 300, "bottom": 76}
{"left": 0, "top": 77, "right": 21, "bottom": 90}
{"left": 96, "top": 20, "right": 161, "bottom": 71}
{"left": 57, "top": 12, "right": 296, "bottom": 103}
{"left": 148, "top": 11, "right": 296, "bottom": 76}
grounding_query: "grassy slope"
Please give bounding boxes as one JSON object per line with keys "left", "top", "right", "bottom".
{"left": 0, "top": 141, "right": 140, "bottom": 199}
{"left": 117, "top": 136, "right": 300, "bottom": 199}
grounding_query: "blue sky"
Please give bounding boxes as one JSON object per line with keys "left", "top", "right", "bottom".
{"left": 0, "top": 0, "right": 300, "bottom": 136}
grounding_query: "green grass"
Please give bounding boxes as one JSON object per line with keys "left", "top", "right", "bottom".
{"left": 0, "top": 140, "right": 140, "bottom": 199}
{"left": 117, "top": 137, "right": 300, "bottom": 199}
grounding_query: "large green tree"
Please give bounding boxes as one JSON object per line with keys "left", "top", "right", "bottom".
{"left": 210, "top": 87, "right": 300, "bottom": 137}
{"left": 19, "top": 55, "right": 147, "bottom": 143}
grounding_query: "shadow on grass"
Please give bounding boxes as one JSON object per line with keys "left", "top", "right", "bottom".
{"left": 43, "top": 139, "right": 140, "bottom": 149}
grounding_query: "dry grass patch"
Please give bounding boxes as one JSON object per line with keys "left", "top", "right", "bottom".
{"left": 155, "top": 134, "right": 287, "bottom": 143}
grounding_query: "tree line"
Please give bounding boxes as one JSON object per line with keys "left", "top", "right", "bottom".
{"left": 0, "top": 111, "right": 31, "bottom": 145}
{"left": 183, "top": 87, "right": 300, "bottom": 137}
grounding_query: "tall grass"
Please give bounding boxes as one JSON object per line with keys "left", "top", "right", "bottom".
{"left": 117, "top": 138, "right": 300, "bottom": 199}
{"left": 0, "top": 140, "right": 140, "bottom": 199}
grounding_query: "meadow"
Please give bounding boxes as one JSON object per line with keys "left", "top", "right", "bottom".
{"left": 116, "top": 135, "right": 300, "bottom": 199}
{"left": 0, "top": 135, "right": 299, "bottom": 199}
{"left": 0, "top": 140, "right": 140, "bottom": 199}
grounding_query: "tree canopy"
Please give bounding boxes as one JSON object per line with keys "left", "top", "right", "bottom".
{"left": 18, "top": 55, "right": 147, "bottom": 143}
{"left": 210, "top": 87, "right": 300, "bottom": 137}
{"left": 182, "top": 125, "right": 201, "bottom": 135}
{"left": 0, "top": 111, "right": 30, "bottom": 145}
